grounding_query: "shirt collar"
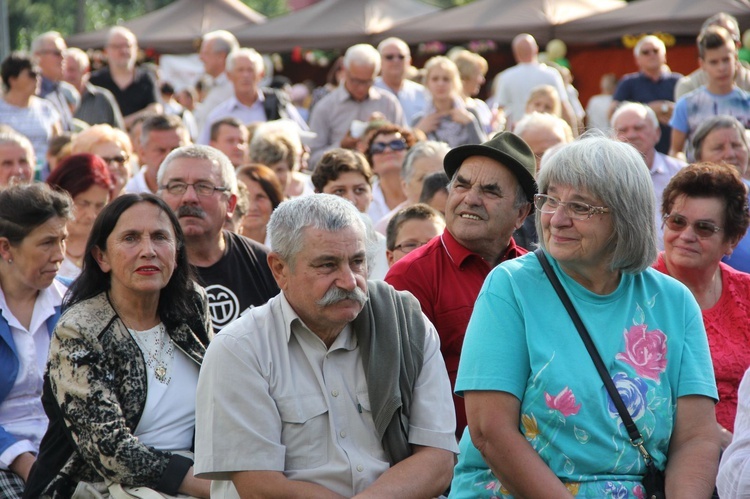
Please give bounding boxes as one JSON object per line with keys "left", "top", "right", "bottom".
{"left": 228, "top": 89, "right": 266, "bottom": 111}
{"left": 441, "top": 229, "right": 523, "bottom": 269}
{"left": 277, "top": 290, "right": 357, "bottom": 351}
{"left": 335, "top": 83, "right": 378, "bottom": 103}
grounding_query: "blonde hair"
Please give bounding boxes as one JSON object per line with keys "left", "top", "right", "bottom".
{"left": 71, "top": 124, "right": 133, "bottom": 155}
{"left": 525, "top": 85, "right": 562, "bottom": 118}
{"left": 423, "top": 56, "right": 462, "bottom": 96}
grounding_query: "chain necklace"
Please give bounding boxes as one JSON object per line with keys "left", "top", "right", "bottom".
{"left": 128, "top": 323, "right": 175, "bottom": 384}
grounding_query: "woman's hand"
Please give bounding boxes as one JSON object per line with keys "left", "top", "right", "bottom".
{"left": 414, "top": 112, "right": 443, "bottom": 134}
{"left": 10, "top": 452, "right": 36, "bottom": 482}
{"left": 179, "top": 466, "right": 211, "bottom": 498}
{"left": 449, "top": 108, "right": 474, "bottom": 125}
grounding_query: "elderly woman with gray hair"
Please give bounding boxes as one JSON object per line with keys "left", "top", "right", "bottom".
{"left": 450, "top": 136, "right": 720, "bottom": 498}
{"left": 692, "top": 115, "right": 750, "bottom": 273}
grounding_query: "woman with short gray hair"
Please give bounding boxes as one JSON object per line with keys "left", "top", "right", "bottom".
{"left": 451, "top": 136, "right": 720, "bottom": 498}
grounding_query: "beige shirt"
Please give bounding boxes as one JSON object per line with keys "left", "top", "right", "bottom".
{"left": 195, "top": 291, "right": 457, "bottom": 498}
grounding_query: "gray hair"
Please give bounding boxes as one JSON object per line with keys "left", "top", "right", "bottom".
{"left": 377, "top": 37, "right": 410, "bottom": 57}
{"left": 0, "top": 132, "right": 35, "bottom": 164}
{"left": 269, "top": 194, "right": 367, "bottom": 267}
{"left": 535, "top": 134, "right": 657, "bottom": 273}
{"left": 157, "top": 145, "right": 238, "bottom": 195}
{"left": 343, "top": 44, "right": 380, "bottom": 75}
{"left": 64, "top": 47, "right": 90, "bottom": 72}
{"left": 202, "top": 30, "right": 239, "bottom": 55}
{"left": 515, "top": 112, "right": 574, "bottom": 143}
{"left": 107, "top": 26, "right": 137, "bottom": 47}
{"left": 226, "top": 47, "right": 264, "bottom": 74}
{"left": 401, "top": 140, "right": 450, "bottom": 180}
{"left": 633, "top": 35, "right": 666, "bottom": 58}
{"left": 702, "top": 12, "right": 740, "bottom": 41}
{"left": 610, "top": 101, "right": 659, "bottom": 129}
{"left": 31, "top": 31, "right": 63, "bottom": 55}
{"left": 692, "top": 115, "right": 749, "bottom": 161}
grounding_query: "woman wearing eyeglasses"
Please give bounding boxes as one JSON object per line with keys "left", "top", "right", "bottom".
{"left": 363, "top": 124, "right": 416, "bottom": 226}
{"left": 451, "top": 136, "right": 720, "bottom": 498}
{"left": 71, "top": 124, "right": 134, "bottom": 198}
{"left": 412, "top": 56, "right": 486, "bottom": 149}
{"left": 653, "top": 161, "right": 750, "bottom": 451}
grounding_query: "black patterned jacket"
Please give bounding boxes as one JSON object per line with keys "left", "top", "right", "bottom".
{"left": 24, "top": 289, "right": 211, "bottom": 498}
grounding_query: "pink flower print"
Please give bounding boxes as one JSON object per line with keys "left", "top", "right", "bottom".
{"left": 615, "top": 324, "right": 667, "bottom": 381}
{"left": 545, "top": 387, "right": 581, "bottom": 417}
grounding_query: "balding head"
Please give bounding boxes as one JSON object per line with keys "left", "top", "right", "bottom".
{"left": 512, "top": 34, "right": 538, "bottom": 63}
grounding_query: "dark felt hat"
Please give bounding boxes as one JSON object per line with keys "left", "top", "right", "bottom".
{"left": 443, "top": 132, "right": 537, "bottom": 202}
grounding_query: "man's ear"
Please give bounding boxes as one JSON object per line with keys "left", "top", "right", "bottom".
{"left": 225, "top": 193, "right": 238, "bottom": 221}
{"left": 267, "top": 252, "right": 289, "bottom": 290}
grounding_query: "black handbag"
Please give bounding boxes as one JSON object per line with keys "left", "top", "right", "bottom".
{"left": 535, "top": 249, "right": 666, "bottom": 499}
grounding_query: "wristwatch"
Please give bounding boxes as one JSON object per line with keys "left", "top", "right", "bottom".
{"left": 661, "top": 102, "right": 669, "bottom": 114}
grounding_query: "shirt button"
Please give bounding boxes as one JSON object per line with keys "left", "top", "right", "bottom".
{"left": 356, "top": 465, "right": 364, "bottom": 472}
{"left": 339, "top": 430, "right": 347, "bottom": 438}
{"left": 331, "top": 389, "right": 339, "bottom": 397}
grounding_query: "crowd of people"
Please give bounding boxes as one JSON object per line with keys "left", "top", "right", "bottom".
{"left": 2, "top": 9, "right": 750, "bottom": 499}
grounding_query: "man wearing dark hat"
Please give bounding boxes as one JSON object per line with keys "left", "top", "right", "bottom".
{"left": 385, "top": 132, "right": 536, "bottom": 438}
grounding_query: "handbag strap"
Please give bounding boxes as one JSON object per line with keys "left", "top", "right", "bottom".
{"left": 534, "top": 249, "right": 655, "bottom": 464}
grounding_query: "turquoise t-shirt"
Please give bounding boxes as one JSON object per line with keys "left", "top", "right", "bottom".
{"left": 450, "top": 252, "right": 717, "bottom": 498}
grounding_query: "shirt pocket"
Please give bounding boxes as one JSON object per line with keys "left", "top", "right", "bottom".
{"left": 276, "top": 393, "right": 329, "bottom": 470}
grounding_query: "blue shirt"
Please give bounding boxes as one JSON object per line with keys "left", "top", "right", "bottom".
{"left": 613, "top": 71, "right": 682, "bottom": 154}
{"left": 450, "top": 252, "right": 717, "bottom": 498}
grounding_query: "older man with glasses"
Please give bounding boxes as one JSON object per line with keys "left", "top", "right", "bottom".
{"left": 375, "top": 37, "right": 427, "bottom": 123}
{"left": 158, "top": 144, "right": 278, "bottom": 332}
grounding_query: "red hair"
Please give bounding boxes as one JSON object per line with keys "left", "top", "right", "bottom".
{"left": 47, "top": 153, "right": 113, "bottom": 199}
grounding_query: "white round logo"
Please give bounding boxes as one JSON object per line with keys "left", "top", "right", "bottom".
{"left": 205, "top": 284, "right": 240, "bottom": 330}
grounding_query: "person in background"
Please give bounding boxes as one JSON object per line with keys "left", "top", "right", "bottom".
{"left": 586, "top": 73, "right": 616, "bottom": 132}
{"left": 0, "top": 183, "right": 70, "bottom": 499}
{"left": 46, "top": 153, "right": 113, "bottom": 279}
{"left": 31, "top": 32, "right": 75, "bottom": 132}
{"left": 717, "top": 367, "right": 750, "bottom": 498}
{"left": 363, "top": 124, "right": 416, "bottom": 225}
{"left": 45, "top": 133, "right": 74, "bottom": 174}
{"left": 692, "top": 116, "right": 750, "bottom": 273}
{"left": 24, "top": 194, "right": 211, "bottom": 498}
{"left": 194, "top": 30, "right": 239, "bottom": 133}
{"left": 89, "top": 27, "right": 161, "bottom": 129}
{"left": 160, "top": 81, "right": 198, "bottom": 140}
{"left": 375, "top": 37, "right": 427, "bottom": 124}
{"left": 412, "top": 56, "right": 486, "bottom": 148}
{"left": 451, "top": 49, "right": 493, "bottom": 135}
{"left": 374, "top": 140, "right": 449, "bottom": 234}
{"left": 419, "top": 170, "right": 449, "bottom": 215}
{"left": 249, "top": 120, "right": 313, "bottom": 198}
{"left": 0, "top": 131, "right": 35, "bottom": 187}
{"left": 71, "top": 123, "right": 134, "bottom": 198}
{"left": 62, "top": 47, "right": 124, "bottom": 130}
{"left": 209, "top": 117, "right": 248, "bottom": 168}
{"left": 126, "top": 114, "right": 189, "bottom": 194}
{"left": 654, "top": 161, "right": 750, "bottom": 451}
{"left": 0, "top": 52, "right": 61, "bottom": 173}
{"left": 524, "top": 84, "right": 562, "bottom": 119}
{"left": 309, "top": 56, "right": 344, "bottom": 112}
{"left": 386, "top": 203, "right": 445, "bottom": 266}
{"left": 235, "top": 164, "right": 283, "bottom": 246}
{"left": 451, "top": 136, "right": 719, "bottom": 498}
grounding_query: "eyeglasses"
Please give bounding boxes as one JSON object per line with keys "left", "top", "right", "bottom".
{"left": 370, "top": 139, "right": 408, "bottom": 155}
{"left": 534, "top": 194, "right": 610, "bottom": 220}
{"left": 393, "top": 241, "right": 428, "bottom": 254}
{"left": 160, "top": 181, "right": 229, "bottom": 197}
{"left": 384, "top": 54, "right": 406, "bottom": 61}
{"left": 38, "top": 49, "right": 63, "bottom": 57}
{"left": 100, "top": 155, "right": 129, "bottom": 166}
{"left": 662, "top": 213, "right": 722, "bottom": 238}
{"left": 640, "top": 48, "right": 660, "bottom": 55}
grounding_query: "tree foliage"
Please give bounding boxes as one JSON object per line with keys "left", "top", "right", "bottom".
{"left": 8, "top": 0, "right": 288, "bottom": 51}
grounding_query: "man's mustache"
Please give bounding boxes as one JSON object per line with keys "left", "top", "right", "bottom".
{"left": 317, "top": 285, "right": 368, "bottom": 307}
{"left": 177, "top": 205, "right": 206, "bottom": 219}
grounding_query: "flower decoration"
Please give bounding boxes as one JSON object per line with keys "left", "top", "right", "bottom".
{"left": 545, "top": 386, "right": 581, "bottom": 417}
{"left": 606, "top": 372, "right": 649, "bottom": 421}
{"left": 467, "top": 40, "right": 497, "bottom": 54}
{"left": 622, "top": 32, "right": 676, "bottom": 49}
{"left": 615, "top": 324, "right": 667, "bottom": 381}
{"left": 521, "top": 413, "right": 540, "bottom": 439}
{"left": 417, "top": 41, "right": 447, "bottom": 56}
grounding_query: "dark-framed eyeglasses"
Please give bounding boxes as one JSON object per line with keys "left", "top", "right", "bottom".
{"left": 662, "top": 213, "right": 722, "bottom": 239}
{"left": 534, "top": 193, "right": 610, "bottom": 221}
{"left": 160, "top": 181, "right": 229, "bottom": 197}
{"left": 393, "top": 240, "right": 428, "bottom": 254}
{"left": 100, "top": 155, "right": 129, "bottom": 166}
{"left": 384, "top": 54, "right": 406, "bottom": 61}
{"left": 640, "top": 48, "right": 659, "bottom": 56}
{"left": 370, "top": 139, "right": 408, "bottom": 155}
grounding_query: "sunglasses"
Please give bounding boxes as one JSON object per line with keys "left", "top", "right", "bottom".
{"left": 640, "top": 48, "right": 660, "bottom": 55}
{"left": 662, "top": 213, "right": 722, "bottom": 238}
{"left": 370, "top": 139, "right": 408, "bottom": 155}
{"left": 384, "top": 54, "right": 406, "bottom": 61}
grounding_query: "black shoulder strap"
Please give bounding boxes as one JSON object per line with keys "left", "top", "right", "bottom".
{"left": 534, "top": 249, "right": 654, "bottom": 463}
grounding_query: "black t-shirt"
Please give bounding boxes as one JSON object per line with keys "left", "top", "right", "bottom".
{"left": 194, "top": 231, "right": 279, "bottom": 331}
{"left": 89, "top": 66, "right": 157, "bottom": 117}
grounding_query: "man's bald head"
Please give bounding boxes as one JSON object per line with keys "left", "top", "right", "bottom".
{"left": 512, "top": 34, "right": 538, "bottom": 63}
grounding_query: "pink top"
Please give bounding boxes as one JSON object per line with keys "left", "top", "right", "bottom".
{"left": 654, "top": 253, "right": 750, "bottom": 430}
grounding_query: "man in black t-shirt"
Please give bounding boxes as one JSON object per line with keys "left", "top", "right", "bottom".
{"left": 158, "top": 144, "right": 278, "bottom": 331}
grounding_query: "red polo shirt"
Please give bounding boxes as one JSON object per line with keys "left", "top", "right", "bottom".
{"left": 385, "top": 229, "right": 527, "bottom": 437}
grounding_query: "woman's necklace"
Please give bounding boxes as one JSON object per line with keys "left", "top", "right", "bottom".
{"left": 128, "top": 323, "right": 174, "bottom": 384}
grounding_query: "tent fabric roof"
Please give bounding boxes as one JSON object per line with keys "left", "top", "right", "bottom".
{"left": 555, "top": 0, "right": 750, "bottom": 44}
{"left": 66, "top": 0, "right": 265, "bottom": 53}
{"left": 379, "top": 0, "right": 626, "bottom": 46}
{"left": 233, "top": 0, "right": 440, "bottom": 52}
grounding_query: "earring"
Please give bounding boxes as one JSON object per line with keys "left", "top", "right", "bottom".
{"left": 7, "top": 258, "right": 12, "bottom": 264}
